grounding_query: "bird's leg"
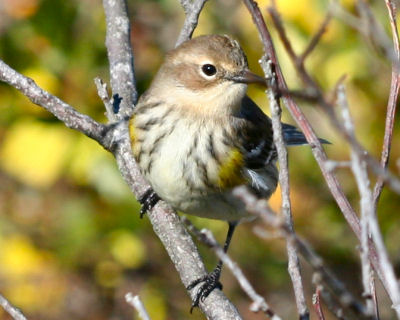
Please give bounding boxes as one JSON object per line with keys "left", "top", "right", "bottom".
{"left": 138, "top": 188, "right": 160, "bottom": 218}
{"left": 187, "top": 221, "right": 238, "bottom": 312}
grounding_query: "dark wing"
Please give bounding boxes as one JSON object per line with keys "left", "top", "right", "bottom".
{"left": 239, "top": 95, "right": 329, "bottom": 149}
{"left": 237, "top": 96, "right": 275, "bottom": 170}
{"left": 235, "top": 96, "right": 329, "bottom": 197}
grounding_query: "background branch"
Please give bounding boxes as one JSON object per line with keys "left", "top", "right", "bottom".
{"left": 261, "top": 56, "right": 308, "bottom": 319}
{"left": 373, "top": 0, "right": 400, "bottom": 207}
{"left": 0, "top": 294, "right": 28, "bottom": 320}
{"left": 125, "top": 293, "right": 151, "bottom": 320}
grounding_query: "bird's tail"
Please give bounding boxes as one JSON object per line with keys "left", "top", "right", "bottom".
{"left": 282, "top": 123, "right": 330, "bottom": 146}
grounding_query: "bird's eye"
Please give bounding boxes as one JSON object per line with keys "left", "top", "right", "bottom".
{"left": 201, "top": 64, "right": 217, "bottom": 77}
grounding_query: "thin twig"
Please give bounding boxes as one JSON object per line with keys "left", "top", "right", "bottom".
{"left": 260, "top": 56, "right": 309, "bottom": 319}
{"left": 94, "top": 77, "right": 114, "bottom": 120}
{"left": 299, "top": 12, "right": 332, "bottom": 64}
{"left": 270, "top": 4, "right": 400, "bottom": 312}
{"left": 125, "top": 293, "right": 151, "bottom": 320}
{"left": 313, "top": 281, "right": 347, "bottom": 320}
{"left": 176, "top": 0, "right": 209, "bottom": 46}
{"left": 182, "top": 217, "right": 281, "bottom": 319}
{"left": 330, "top": 0, "right": 394, "bottom": 63}
{"left": 337, "top": 85, "right": 375, "bottom": 317}
{"left": 269, "top": 4, "right": 400, "bottom": 197}
{"left": 338, "top": 85, "right": 400, "bottom": 318}
{"left": 313, "top": 287, "right": 326, "bottom": 320}
{"left": 241, "top": 3, "right": 391, "bottom": 304}
{"left": 242, "top": 0, "right": 361, "bottom": 243}
{"left": 234, "top": 186, "right": 375, "bottom": 320}
{"left": 373, "top": 0, "right": 400, "bottom": 207}
{"left": 0, "top": 294, "right": 28, "bottom": 320}
{"left": 262, "top": 3, "right": 400, "bottom": 306}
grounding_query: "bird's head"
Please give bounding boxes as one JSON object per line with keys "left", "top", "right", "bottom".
{"left": 147, "top": 35, "right": 265, "bottom": 117}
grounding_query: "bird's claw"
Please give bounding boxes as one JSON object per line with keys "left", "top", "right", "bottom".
{"left": 138, "top": 188, "right": 160, "bottom": 218}
{"left": 187, "top": 267, "right": 223, "bottom": 312}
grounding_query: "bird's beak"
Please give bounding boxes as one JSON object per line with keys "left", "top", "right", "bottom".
{"left": 229, "top": 70, "right": 267, "bottom": 86}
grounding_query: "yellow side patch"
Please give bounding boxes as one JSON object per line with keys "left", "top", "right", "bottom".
{"left": 217, "top": 148, "right": 245, "bottom": 189}
{"left": 128, "top": 116, "right": 135, "bottom": 145}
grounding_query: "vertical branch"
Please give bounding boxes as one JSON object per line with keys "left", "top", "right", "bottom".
{"left": 373, "top": 0, "right": 400, "bottom": 207}
{"left": 260, "top": 57, "right": 309, "bottom": 319}
{"left": 103, "top": 0, "right": 137, "bottom": 118}
{"left": 337, "top": 85, "right": 374, "bottom": 317}
{"left": 338, "top": 85, "right": 400, "bottom": 318}
{"left": 176, "top": 0, "right": 209, "bottom": 47}
{"left": 100, "top": 0, "right": 243, "bottom": 318}
{"left": 242, "top": 0, "right": 362, "bottom": 239}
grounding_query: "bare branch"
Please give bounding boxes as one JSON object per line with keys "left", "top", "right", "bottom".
{"left": 103, "top": 0, "right": 137, "bottom": 118}
{"left": 373, "top": 0, "right": 400, "bottom": 207}
{"left": 337, "top": 85, "right": 375, "bottom": 317}
{"left": 314, "top": 282, "right": 347, "bottom": 320}
{"left": 182, "top": 217, "right": 281, "bottom": 319}
{"left": 312, "top": 287, "right": 326, "bottom": 320}
{"left": 338, "top": 85, "right": 400, "bottom": 318}
{"left": 0, "top": 59, "right": 111, "bottom": 150}
{"left": 101, "top": 1, "right": 242, "bottom": 318}
{"left": 234, "top": 186, "right": 375, "bottom": 320}
{"left": 176, "top": 0, "right": 209, "bottom": 47}
{"left": 94, "top": 77, "right": 114, "bottom": 120}
{"left": 269, "top": 4, "right": 400, "bottom": 197}
{"left": 0, "top": 294, "right": 28, "bottom": 320}
{"left": 299, "top": 12, "right": 332, "bottom": 64}
{"left": 260, "top": 56, "right": 308, "bottom": 319}
{"left": 125, "top": 293, "right": 151, "bottom": 320}
{"left": 265, "top": 2, "right": 400, "bottom": 312}
{"left": 242, "top": 0, "right": 361, "bottom": 243}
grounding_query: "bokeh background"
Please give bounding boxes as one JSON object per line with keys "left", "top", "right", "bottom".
{"left": 0, "top": 0, "right": 399, "bottom": 319}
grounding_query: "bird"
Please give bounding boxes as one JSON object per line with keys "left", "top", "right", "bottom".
{"left": 129, "top": 34, "right": 327, "bottom": 310}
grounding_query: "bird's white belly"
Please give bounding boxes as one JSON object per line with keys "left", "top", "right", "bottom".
{"left": 141, "top": 122, "right": 248, "bottom": 221}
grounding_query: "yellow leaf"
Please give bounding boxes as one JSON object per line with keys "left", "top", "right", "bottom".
{"left": 108, "top": 230, "right": 147, "bottom": 269}
{"left": 0, "top": 120, "right": 73, "bottom": 188}
{"left": 0, "top": 235, "right": 65, "bottom": 313}
{"left": 0, "top": 234, "right": 45, "bottom": 276}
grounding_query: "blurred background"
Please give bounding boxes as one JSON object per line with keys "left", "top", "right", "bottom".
{"left": 0, "top": 0, "right": 399, "bottom": 319}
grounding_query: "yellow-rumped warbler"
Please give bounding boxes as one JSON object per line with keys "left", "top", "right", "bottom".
{"left": 129, "top": 34, "right": 326, "bottom": 308}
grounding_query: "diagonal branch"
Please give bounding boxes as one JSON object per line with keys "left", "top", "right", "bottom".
{"left": 0, "top": 59, "right": 111, "bottom": 150}
{"left": 242, "top": 0, "right": 360, "bottom": 250}
{"left": 182, "top": 217, "right": 281, "bottom": 319}
{"left": 234, "top": 186, "right": 374, "bottom": 320}
{"left": 242, "top": 0, "right": 397, "bottom": 311}
{"left": 260, "top": 56, "right": 309, "bottom": 319}
{"left": 0, "top": 294, "right": 28, "bottom": 320}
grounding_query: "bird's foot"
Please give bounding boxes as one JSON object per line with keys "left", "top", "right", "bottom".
{"left": 138, "top": 188, "right": 160, "bottom": 218}
{"left": 187, "top": 266, "right": 222, "bottom": 312}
